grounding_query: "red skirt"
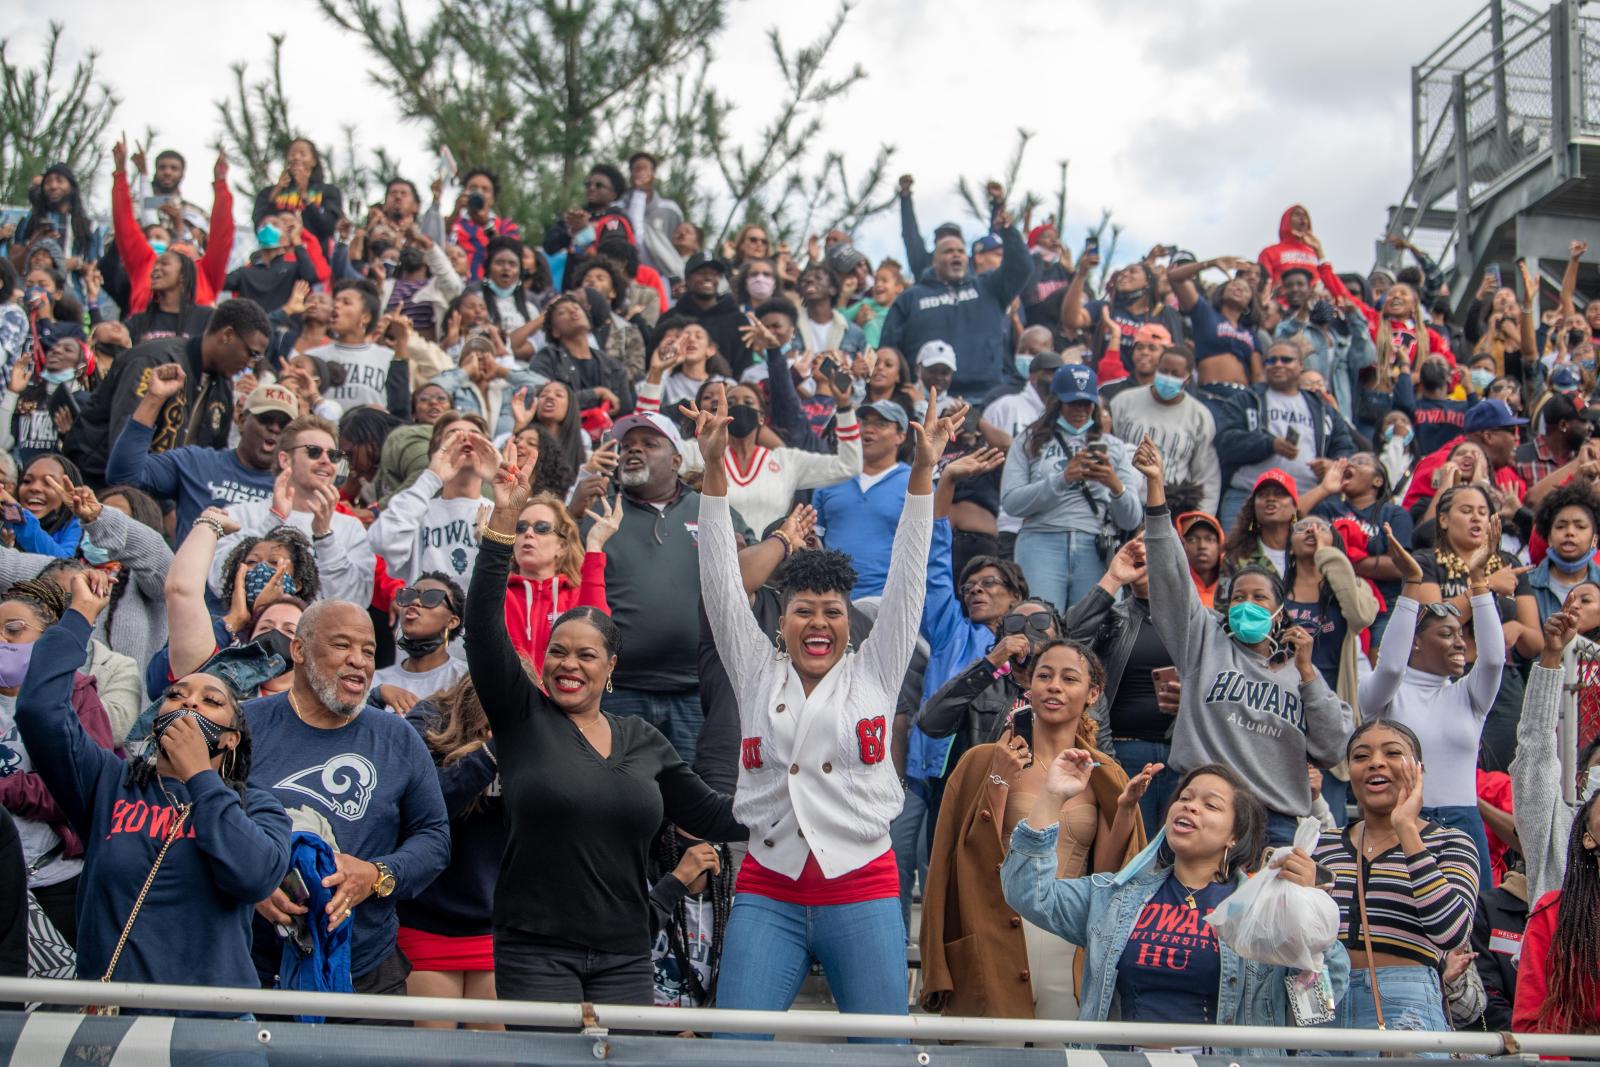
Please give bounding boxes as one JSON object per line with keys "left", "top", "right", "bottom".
{"left": 396, "top": 926, "right": 495, "bottom": 972}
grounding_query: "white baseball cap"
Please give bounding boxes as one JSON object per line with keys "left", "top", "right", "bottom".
{"left": 608, "top": 411, "right": 685, "bottom": 456}
{"left": 916, "top": 340, "right": 957, "bottom": 370}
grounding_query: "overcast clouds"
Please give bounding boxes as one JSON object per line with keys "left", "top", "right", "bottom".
{"left": 2, "top": 0, "right": 1473, "bottom": 274}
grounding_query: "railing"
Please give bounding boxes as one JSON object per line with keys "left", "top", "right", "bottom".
{"left": 3, "top": 977, "right": 1600, "bottom": 1058}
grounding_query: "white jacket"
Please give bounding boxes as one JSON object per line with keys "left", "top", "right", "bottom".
{"left": 210, "top": 497, "right": 376, "bottom": 608}
{"left": 698, "top": 490, "right": 931, "bottom": 880}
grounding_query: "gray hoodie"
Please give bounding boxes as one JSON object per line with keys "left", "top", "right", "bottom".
{"left": 1145, "top": 504, "right": 1351, "bottom": 817}
{"left": 1511, "top": 664, "right": 1579, "bottom": 907}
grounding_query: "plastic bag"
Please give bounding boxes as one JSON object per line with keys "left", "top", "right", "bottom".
{"left": 1206, "top": 815, "right": 1339, "bottom": 972}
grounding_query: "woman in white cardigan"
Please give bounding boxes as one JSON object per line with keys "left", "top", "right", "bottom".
{"left": 696, "top": 382, "right": 958, "bottom": 1041}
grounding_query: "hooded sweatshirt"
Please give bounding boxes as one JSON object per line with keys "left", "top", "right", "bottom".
{"left": 111, "top": 171, "right": 235, "bottom": 313}
{"left": 1258, "top": 205, "right": 1321, "bottom": 288}
{"left": 365, "top": 470, "right": 486, "bottom": 587}
{"left": 503, "top": 553, "right": 610, "bottom": 672}
{"left": 1145, "top": 502, "right": 1351, "bottom": 817}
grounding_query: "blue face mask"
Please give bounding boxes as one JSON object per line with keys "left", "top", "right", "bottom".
{"left": 1153, "top": 372, "right": 1186, "bottom": 401}
{"left": 244, "top": 561, "right": 298, "bottom": 606}
{"left": 1014, "top": 354, "right": 1034, "bottom": 377}
{"left": 256, "top": 224, "right": 282, "bottom": 250}
{"left": 1055, "top": 415, "right": 1088, "bottom": 436}
{"left": 78, "top": 536, "right": 111, "bottom": 566}
{"left": 1469, "top": 368, "right": 1495, "bottom": 393}
{"left": 1383, "top": 425, "right": 1414, "bottom": 448}
{"left": 1548, "top": 550, "right": 1594, "bottom": 575}
{"left": 484, "top": 279, "right": 517, "bottom": 299}
{"left": 150, "top": 240, "right": 168, "bottom": 256}
{"left": 41, "top": 367, "right": 75, "bottom": 385}
{"left": 1227, "top": 601, "right": 1279, "bottom": 645}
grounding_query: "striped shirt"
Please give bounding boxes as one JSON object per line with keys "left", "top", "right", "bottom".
{"left": 1312, "top": 821, "right": 1479, "bottom": 968}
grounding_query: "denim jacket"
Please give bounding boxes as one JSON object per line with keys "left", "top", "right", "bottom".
{"left": 1001, "top": 820, "right": 1350, "bottom": 1055}
{"left": 1527, "top": 556, "right": 1600, "bottom": 623}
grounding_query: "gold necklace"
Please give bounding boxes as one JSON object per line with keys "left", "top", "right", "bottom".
{"left": 573, "top": 712, "right": 605, "bottom": 734}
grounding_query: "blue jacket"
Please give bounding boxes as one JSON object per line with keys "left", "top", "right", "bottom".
{"left": 7, "top": 510, "right": 80, "bottom": 558}
{"left": 906, "top": 518, "right": 995, "bottom": 781}
{"left": 879, "top": 225, "right": 1032, "bottom": 399}
{"left": 1001, "top": 821, "right": 1350, "bottom": 1054}
{"left": 1528, "top": 556, "right": 1600, "bottom": 622}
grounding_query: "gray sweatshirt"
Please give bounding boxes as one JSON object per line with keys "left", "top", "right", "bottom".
{"left": 999, "top": 430, "right": 1143, "bottom": 536}
{"left": 1145, "top": 504, "right": 1351, "bottom": 817}
{"left": 1511, "top": 664, "right": 1578, "bottom": 907}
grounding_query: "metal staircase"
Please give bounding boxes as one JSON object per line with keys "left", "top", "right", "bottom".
{"left": 1382, "top": 0, "right": 1600, "bottom": 310}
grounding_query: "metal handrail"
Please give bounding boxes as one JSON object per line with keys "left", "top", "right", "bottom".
{"left": 4, "top": 977, "right": 1600, "bottom": 1055}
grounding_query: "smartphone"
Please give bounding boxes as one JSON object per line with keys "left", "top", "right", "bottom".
{"left": 1086, "top": 440, "right": 1110, "bottom": 457}
{"left": 1083, "top": 234, "right": 1100, "bottom": 257}
{"left": 277, "top": 869, "right": 315, "bottom": 955}
{"left": 1314, "top": 862, "right": 1337, "bottom": 888}
{"left": 1285, "top": 426, "right": 1301, "bottom": 447}
{"left": 1010, "top": 706, "right": 1034, "bottom": 750}
{"left": 1488, "top": 263, "right": 1502, "bottom": 287}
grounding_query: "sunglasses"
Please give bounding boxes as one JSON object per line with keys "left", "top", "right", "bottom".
{"left": 1002, "top": 613, "right": 1055, "bottom": 637}
{"left": 1264, "top": 356, "right": 1297, "bottom": 366}
{"left": 1419, "top": 602, "right": 1462, "bottom": 619}
{"left": 288, "top": 444, "right": 349, "bottom": 464}
{"left": 395, "top": 587, "right": 451, "bottom": 609}
{"left": 516, "top": 520, "right": 556, "bottom": 536}
{"left": 960, "top": 575, "right": 1011, "bottom": 598}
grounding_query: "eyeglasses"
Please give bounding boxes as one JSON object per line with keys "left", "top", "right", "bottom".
{"left": 960, "top": 575, "right": 1011, "bottom": 598}
{"left": 1292, "top": 519, "right": 1330, "bottom": 533}
{"left": 1001, "top": 613, "right": 1055, "bottom": 637}
{"left": 0, "top": 619, "right": 42, "bottom": 641}
{"left": 1264, "top": 356, "right": 1298, "bottom": 366}
{"left": 288, "top": 444, "right": 349, "bottom": 464}
{"left": 1419, "top": 602, "right": 1461, "bottom": 619}
{"left": 516, "top": 520, "right": 556, "bottom": 536}
{"left": 394, "top": 587, "right": 451, "bottom": 609}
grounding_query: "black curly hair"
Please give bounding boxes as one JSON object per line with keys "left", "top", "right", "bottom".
{"left": 125, "top": 681, "right": 255, "bottom": 803}
{"left": 776, "top": 548, "right": 858, "bottom": 608}
{"left": 516, "top": 420, "right": 577, "bottom": 496}
{"left": 1534, "top": 479, "right": 1600, "bottom": 544}
{"left": 219, "top": 527, "right": 321, "bottom": 607}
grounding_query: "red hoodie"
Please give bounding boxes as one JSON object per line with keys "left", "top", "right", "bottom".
{"left": 503, "top": 553, "right": 610, "bottom": 672}
{"left": 1513, "top": 889, "right": 1600, "bottom": 1032}
{"left": 111, "top": 171, "right": 235, "bottom": 313}
{"left": 1258, "top": 205, "right": 1321, "bottom": 288}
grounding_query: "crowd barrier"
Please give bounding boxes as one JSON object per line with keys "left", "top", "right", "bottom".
{"left": 0, "top": 977, "right": 1599, "bottom": 1065}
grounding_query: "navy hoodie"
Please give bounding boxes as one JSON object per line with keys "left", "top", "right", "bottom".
{"left": 879, "top": 225, "right": 1031, "bottom": 398}
{"left": 16, "top": 612, "right": 291, "bottom": 992}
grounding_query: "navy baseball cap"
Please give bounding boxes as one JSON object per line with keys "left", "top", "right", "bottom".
{"left": 972, "top": 234, "right": 1003, "bottom": 255}
{"left": 1551, "top": 364, "right": 1584, "bottom": 395}
{"left": 1051, "top": 363, "right": 1099, "bottom": 404}
{"left": 1463, "top": 398, "right": 1528, "bottom": 433}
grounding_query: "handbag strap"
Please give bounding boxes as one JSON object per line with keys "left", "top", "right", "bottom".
{"left": 1354, "top": 823, "right": 1387, "bottom": 1031}
{"left": 99, "top": 805, "right": 189, "bottom": 983}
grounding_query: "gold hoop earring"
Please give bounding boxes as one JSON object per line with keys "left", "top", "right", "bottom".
{"left": 605, "top": 675, "right": 613, "bottom": 694}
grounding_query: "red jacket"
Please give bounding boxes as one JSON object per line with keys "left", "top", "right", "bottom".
{"left": 503, "top": 553, "right": 610, "bottom": 673}
{"left": 1258, "top": 205, "right": 1322, "bottom": 287}
{"left": 1400, "top": 438, "right": 1526, "bottom": 511}
{"left": 0, "top": 670, "right": 117, "bottom": 861}
{"left": 1513, "top": 889, "right": 1600, "bottom": 1031}
{"left": 112, "top": 172, "right": 235, "bottom": 313}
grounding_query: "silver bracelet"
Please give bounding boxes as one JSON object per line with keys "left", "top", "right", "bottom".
{"left": 988, "top": 774, "right": 1009, "bottom": 788}
{"left": 194, "top": 516, "right": 225, "bottom": 539}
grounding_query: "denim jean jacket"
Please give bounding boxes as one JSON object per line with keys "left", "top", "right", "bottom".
{"left": 1000, "top": 820, "right": 1350, "bottom": 1056}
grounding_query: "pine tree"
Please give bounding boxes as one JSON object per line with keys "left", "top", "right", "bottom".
{"left": 0, "top": 23, "right": 119, "bottom": 205}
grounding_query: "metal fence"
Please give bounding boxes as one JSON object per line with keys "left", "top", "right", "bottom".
{"left": 1582, "top": 13, "right": 1600, "bottom": 134}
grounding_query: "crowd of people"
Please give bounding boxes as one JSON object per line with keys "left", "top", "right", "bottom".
{"left": 0, "top": 133, "right": 1597, "bottom": 1047}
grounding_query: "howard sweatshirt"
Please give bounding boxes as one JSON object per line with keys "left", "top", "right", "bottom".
{"left": 365, "top": 470, "right": 485, "bottom": 586}
{"left": 1145, "top": 504, "right": 1351, "bottom": 817}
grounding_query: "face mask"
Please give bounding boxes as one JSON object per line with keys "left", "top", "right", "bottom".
{"left": 152, "top": 708, "right": 235, "bottom": 758}
{"left": 149, "top": 240, "right": 168, "bottom": 256}
{"left": 1582, "top": 765, "right": 1600, "bottom": 803}
{"left": 256, "top": 224, "right": 281, "bottom": 250}
{"left": 1153, "top": 372, "right": 1186, "bottom": 401}
{"left": 1469, "top": 369, "right": 1495, "bottom": 393}
{"left": 0, "top": 642, "right": 33, "bottom": 687}
{"left": 1383, "top": 425, "right": 1414, "bottom": 448}
{"left": 485, "top": 279, "right": 517, "bottom": 299}
{"left": 746, "top": 275, "right": 776, "bottom": 302}
{"left": 41, "top": 367, "right": 75, "bottom": 385}
{"left": 396, "top": 631, "right": 447, "bottom": 658}
{"left": 1055, "top": 415, "right": 1088, "bottom": 437}
{"left": 244, "top": 562, "right": 297, "bottom": 606}
{"left": 1014, "top": 354, "right": 1034, "bottom": 377}
{"left": 1548, "top": 550, "right": 1594, "bottom": 574}
{"left": 1227, "top": 601, "right": 1279, "bottom": 645}
{"left": 727, "top": 404, "right": 762, "bottom": 438}
{"left": 1112, "top": 289, "right": 1139, "bottom": 309}
{"left": 79, "top": 535, "right": 111, "bottom": 566}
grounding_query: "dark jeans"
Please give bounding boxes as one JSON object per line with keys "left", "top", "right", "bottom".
{"left": 1265, "top": 811, "right": 1300, "bottom": 847}
{"left": 950, "top": 527, "right": 999, "bottom": 587}
{"left": 31, "top": 875, "right": 78, "bottom": 949}
{"left": 996, "top": 530, "right": 1017, "bottom": 561}
{"left": 605, "top": 686, "right": 703, "bottom": 763}
{"left": 323, "top": 945, "right": 411, "bottom": 1027}
{"left": 1112, "top": 738, "right": 1178, "bottom": 840}
{"left": 494, "top": 926, "right": 653, "bottom": 1008}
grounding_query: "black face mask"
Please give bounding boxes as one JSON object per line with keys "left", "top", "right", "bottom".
{"left": 153, "top": 709, "right": 237, "bottom": 758}
{"left": 398, "top": 247, "right": 425, "bottom": 273}
{"left": 1112, "top": 288, "right": 1140, "bottom": 309}
{"left": 1569, "top": 329, "right": 1590, "bottom": 349}
{"left": 727, "top": 405, "right": 762, "bottom": 438}
{"left": 397, "top": 632, "right": 448, "bottom": 657}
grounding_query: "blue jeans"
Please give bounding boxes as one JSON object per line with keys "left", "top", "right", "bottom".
{"left": 1321, "top": 772, "right": 1351, "bottom": 827}
{"left": 1112, "top": 738, "right": 1177, "bottom": 840}
{"left": 889, "top": 784, "right": 930, "bottom": 936}
{"left": 1421, "top": 804, "right": 1492, "bottom": 892}
{"left": 603, "top": 686, "right": 703, "bottom": 763}
{"left": 1265, "top": 811, "right": 1300, "bottom": 847}
{"left": 1309, "top": 965, "right": 1450, "bottom": 1057}
{"left": 1014, "top": 529, "right": 1106, "bottom": 613}
{"left": 714, "top": 893, "right": 908, "bottom": 1042}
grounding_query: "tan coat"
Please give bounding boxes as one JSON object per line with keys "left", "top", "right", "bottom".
{"left": 919, "top": 742, "right": 1145, "bottom": 1017}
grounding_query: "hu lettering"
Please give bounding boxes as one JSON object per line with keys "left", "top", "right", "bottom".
{"left": 1134, "top": 943, "right": 1192, "bottom": 970}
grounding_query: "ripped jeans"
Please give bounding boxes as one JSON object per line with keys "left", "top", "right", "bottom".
{"left": 1309, "top": 965, "right": 1450, "bottom": 1057}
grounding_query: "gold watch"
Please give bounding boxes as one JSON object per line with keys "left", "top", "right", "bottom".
{"left": 372, "top": 861, "right": 397, "bottom": 898}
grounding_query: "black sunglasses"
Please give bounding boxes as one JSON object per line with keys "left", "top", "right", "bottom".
{"left": 1264, "top": 356, "right": 1297, "bottom": 366}
{"left": 1002, "top": 613, "right": 1055, "bottom": 637}
{"left": 395, "top": 587, "right": 450, "bottom": 609}
{"left": 288, "top": 444, "right": 349, "bottom": 464}
{"left": 516, "top": 520, "right": 556, "bottom": 536}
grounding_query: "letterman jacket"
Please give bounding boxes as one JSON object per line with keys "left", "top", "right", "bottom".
{"left": 698, "top": 489, "right": 932, "bottom": 879}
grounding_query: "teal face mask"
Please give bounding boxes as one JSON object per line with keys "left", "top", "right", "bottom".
{"left": 1153, "top": 372, "right": 1186, "bottom": 400}
{"left": 1056, "top": 415, "right": 1088, "bottom": 436}
{"left": 484, "top": 279, "right": 517, "bottom": 299}
{"left": 256, "top": 224, "right": 282, "bottom": 249}
{"left": 1015, "top": 354, "right": 1034, "bottom": 377}
{"left": 149, "top": 240, "right": 168, "bottom": 256}
{"left": 41, "top": 367, "right": 75, "bottom": 385}
{"left": 79, "top": 536, "right": 111, "bottom": 566}
{"left": 1469, "top": 368, "right": 1494, "bottom": 393}
{"left": 1227, "top": 601, "right": 1278, "bottom": 645}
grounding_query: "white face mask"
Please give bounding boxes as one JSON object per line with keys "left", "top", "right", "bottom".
{"left": 1582, "top": 765, "right": 1600, "bottom": 804}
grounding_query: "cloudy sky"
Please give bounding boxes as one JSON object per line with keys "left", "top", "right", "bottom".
{"left": 3, "top": 0, "right": 1473, "bottom": 274}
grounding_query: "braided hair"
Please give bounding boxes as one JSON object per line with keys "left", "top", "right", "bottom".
{"left": 1537, "top": 793, "right": 1600, "bottom": 1033}
{"left": 648, "top": 826, "right": 734, "bottom": 1006}
{"left": 2, "top": 578, "right": 67, "bottom": 625}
